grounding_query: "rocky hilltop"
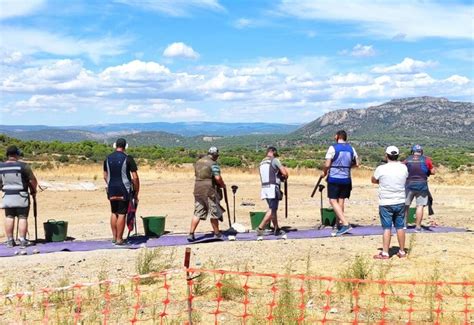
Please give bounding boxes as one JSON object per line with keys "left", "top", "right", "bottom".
{"left": 293, "top": 97, "right": 474, "bottom": 144}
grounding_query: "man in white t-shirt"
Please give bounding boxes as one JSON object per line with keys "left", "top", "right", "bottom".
{"left": 371, "top": 146, "right": 408, "bottom": 259}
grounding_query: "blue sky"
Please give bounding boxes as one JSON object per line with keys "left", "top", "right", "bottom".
{"left": 0, "top": 0, "right": 472, "bottom": 125}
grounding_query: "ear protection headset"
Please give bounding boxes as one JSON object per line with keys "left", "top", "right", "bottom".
{"left": 5, "top": 147, "right": 22, "bottom": 157}
{"left": 113, "top": 142, "right": 129, "bottom": 149}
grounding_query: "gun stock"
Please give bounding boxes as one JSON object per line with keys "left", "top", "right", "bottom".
{"left": 311, "top": 176, "right": 323, "bottom": 198}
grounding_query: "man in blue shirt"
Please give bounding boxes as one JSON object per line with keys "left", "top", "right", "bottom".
{"left": 322, "top": 130, "right": 359, "bottom": 236}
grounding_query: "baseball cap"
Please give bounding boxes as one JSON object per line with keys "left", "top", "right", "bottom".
{"left": 266, "top": 146, "right": 279, "bottom": 157}
{"left": 411, "top": 144, "right": 423, "bottom": 153}
{"left": 6, "top": 145, "right": 21, "bottom": 157}
{"left": 385, "top": 146, "right": 399, "bottom": 155}
{"left": 208, "top": 146, "right": 219, "bottom": 156}
{"left": 115, "top": 138, "right": 127, "bottom": 148}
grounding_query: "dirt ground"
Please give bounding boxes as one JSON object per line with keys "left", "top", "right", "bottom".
{"left": 1, "top": 165, "right": 473, "bottom": 294}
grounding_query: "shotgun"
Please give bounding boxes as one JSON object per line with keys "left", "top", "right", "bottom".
{"left": 311, "top": 175, "right": 324, "bottom": 198}
{"left": 223, "top": 187, "right": 232, "bottom": 228}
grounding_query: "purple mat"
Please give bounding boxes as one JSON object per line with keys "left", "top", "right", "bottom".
{"left": 0, "top": 225, "right": 468, "bottom": 257}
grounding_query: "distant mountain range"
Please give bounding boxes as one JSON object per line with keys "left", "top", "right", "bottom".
{"left": 1, "top": 97, "right": 473, "bottom": 147}
{"left": 0, "top": 121, "right": 299, "bottom": 141}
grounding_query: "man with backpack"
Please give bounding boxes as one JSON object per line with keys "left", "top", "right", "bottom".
{"left": 322, "top": 130, "right": 359, "bottom": 236}
{"left": 404, "top": 144, "right": 435, "bottom": 232}
{"left": 0, "top": 145, "right": 38, "bottom": 248}
{"left": 103, "top": 138, "right": 140, "bottom": 245}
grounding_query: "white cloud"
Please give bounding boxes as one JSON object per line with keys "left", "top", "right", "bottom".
{"left": 115, "top": 0, "right": 224, "bottom": 17}
{"left": 0, "top": 0, "right": 45, "bottom": 20}
{"left": 372, "top": 58, "right": 436, "bottom": 74}
{"left": 0, "top": 50, "right": 23, "bottom": 65}
{"left": 106, "top": 102, "right": 204, "bottom": 120}
{"left": 1, "top": 57, "right": 471, "bottom": 123}
{"left": 346, "top": 44, "right": 375, "bottom": 57}
{"left": 277, "top": 0, "right": 473, "bottom": 40}
{"left": 100, "top": 60, "right": 170, "bottom": 81}
{"left": 234, "top": 18, "right": 252, "bottom": 29}
{"left": 0, "top": 26, "right": 130, "bottom": 63}
{"left": 163, "top": 42, "right": 200, "bottom": 60}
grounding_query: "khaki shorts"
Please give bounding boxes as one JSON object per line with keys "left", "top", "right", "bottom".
{"left": 194, "top": 197, "right": 223, "bottom": 221}
{"left": 405, "top": 190, "right": 428, "bottom": 207}
{"left": 5, "top": 207, "right": 30, "bottom": 219}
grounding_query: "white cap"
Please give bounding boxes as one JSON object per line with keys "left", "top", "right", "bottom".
{"left": 385, "top": 146, "right": 399, "bottom": 155}
{"left": 208, "top": 146, "right": 219, "bottom": 155}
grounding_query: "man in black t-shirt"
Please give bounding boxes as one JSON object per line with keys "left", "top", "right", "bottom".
{"left": 103, "top": 138, "right": 139, "bottom": 245}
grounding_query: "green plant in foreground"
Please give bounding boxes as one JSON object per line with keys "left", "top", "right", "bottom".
{"left": 135, "top": 247, "right": 176, "bottom": 284}
{"left": 274, "top": 266, "right": 299, "bottom": 325}
{"left": 219, "top": 275, "right": 245, "bottom": 301}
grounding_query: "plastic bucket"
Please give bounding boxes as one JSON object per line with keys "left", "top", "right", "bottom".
{"left": 43, "top": 219, "right": 68, "bottom": 242}
{"left": 249, "top": 212, "right": 270, "bottom": 230}
{"left": 142, "top": 216, "right": 166, "bottom": 237}
{"left": 321, "top": 208, "right": 337, "bottom": 227}
{"left": 407, "top": 207, "right": 416, "bottom": 224}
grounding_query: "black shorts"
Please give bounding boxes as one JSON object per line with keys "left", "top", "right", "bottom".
{"left": 327, "top": 182, "right": 352, "bottom": 199}
{"left": 5, "top": 207, "right": 30, "bottom": 219}
{"left": 110, "top": 200, "right": 129, "bottom": 215}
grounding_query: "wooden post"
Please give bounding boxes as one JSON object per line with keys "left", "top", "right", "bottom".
{"left": 184, "top": 247, "right": 193, "bottom": 325}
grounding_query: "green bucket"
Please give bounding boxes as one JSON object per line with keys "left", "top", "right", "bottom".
{"left": 249, "top": 212, "right": 270, "bottom": 230}
{"left": 142, "top": 216, "right": 166, "bottom": 237}
{"left": 407, "top": 207, "right": 416, "bottom": 224}
{"left": 43, "top": 219, "right": 68, "bottom": 242}
{"left": 321, "top": 208, "right": 337, "bottom": 227}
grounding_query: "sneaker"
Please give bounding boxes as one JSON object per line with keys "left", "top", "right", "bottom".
{"left": 414, "top": 227, "right": 422, "bottom": 233}
{"left": 256, "top": 227, "right": 264, "bottom": 237}
{"left": 187, "top": 233, "right": 195, "bottom": 242}
{"left": 373, "top": 252, "right": 390, "bottom": 260}
{"left": 114, "top": 239, "right": 130, "bottom": 247}
{"left": 19, "top": 239, "right": 33, "bottom": 248}
{"left": 213, "top": 232, "right": 223, "bottom": 239}
{"left": 6, "top": 239, "right": 15, "bottom": 248}
{"left": 335, "top": 225, "right": 352, "bottom": 237}
{"left": 397, "top": 250, "right": 407, "bottom": 258}
{"left": 274, "top": 228, "right": 286, "bottom": 236}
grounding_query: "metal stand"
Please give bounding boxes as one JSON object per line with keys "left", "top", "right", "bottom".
{"left": 231, "top": 185, "right": 238, "bottom": 223}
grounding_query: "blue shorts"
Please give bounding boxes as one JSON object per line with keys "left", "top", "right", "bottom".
{"left": 379, "top": 203, "right": 405, "bottom": 230}
{"left": 327, "top": 182, "right": 352, "bottom": 199}
{"left": 266, "top": 198, "right": 279, "bottom": 211}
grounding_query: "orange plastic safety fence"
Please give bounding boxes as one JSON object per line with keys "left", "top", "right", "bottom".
{"left": 186, "top": 268, "right": 474, "bottom": 324}
{"left": 1, "top": 267, "right": 472, "bottom": 324}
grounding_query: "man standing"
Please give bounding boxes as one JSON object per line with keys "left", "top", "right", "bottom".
{"left": 322, "top": 130, "right": 359, "bottom": 236}
{"left": 188, "top": 147, "right": 226, "bottom": 242}
{"left": 372, "top": 146, "right": 408, "bottom": 259}
{"left": 256, "top": 146, "right": 288, "bottom": 240}
{"left": 103, "top": 138, "right": 139, "bottom": 245}
{"left": 0, "top": 145, "right": 38, "bottom": 248}
{"left": 404, "top": 144, "right": 435, "bottom": 232}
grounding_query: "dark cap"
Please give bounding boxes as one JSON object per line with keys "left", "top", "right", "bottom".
{"left": 266, "top": 146, "right": 279, "bottom": 157}
{"left": 6, "top": 145, "right": 21, "bottom": 157}
{"left": 115, "top": 138, "right": 127, "bottom": 149}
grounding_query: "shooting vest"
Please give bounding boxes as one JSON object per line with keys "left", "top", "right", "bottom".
{"left": 259, "top": 157, "right": 280, "bottom": 199}
{"left": 328, "top": 143, "right": 354, "bottom": 184}
{"left": 0, "top": 161, "right": 30, "bottom": 208}
{"left": 194, "top": 155, "right": 217, "bottom": 199}
{"left": 105, "top": 151, "right": 131, "bottom": 201}
{"left": 405, "top": 155, "right": 429, "bottom": 184}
